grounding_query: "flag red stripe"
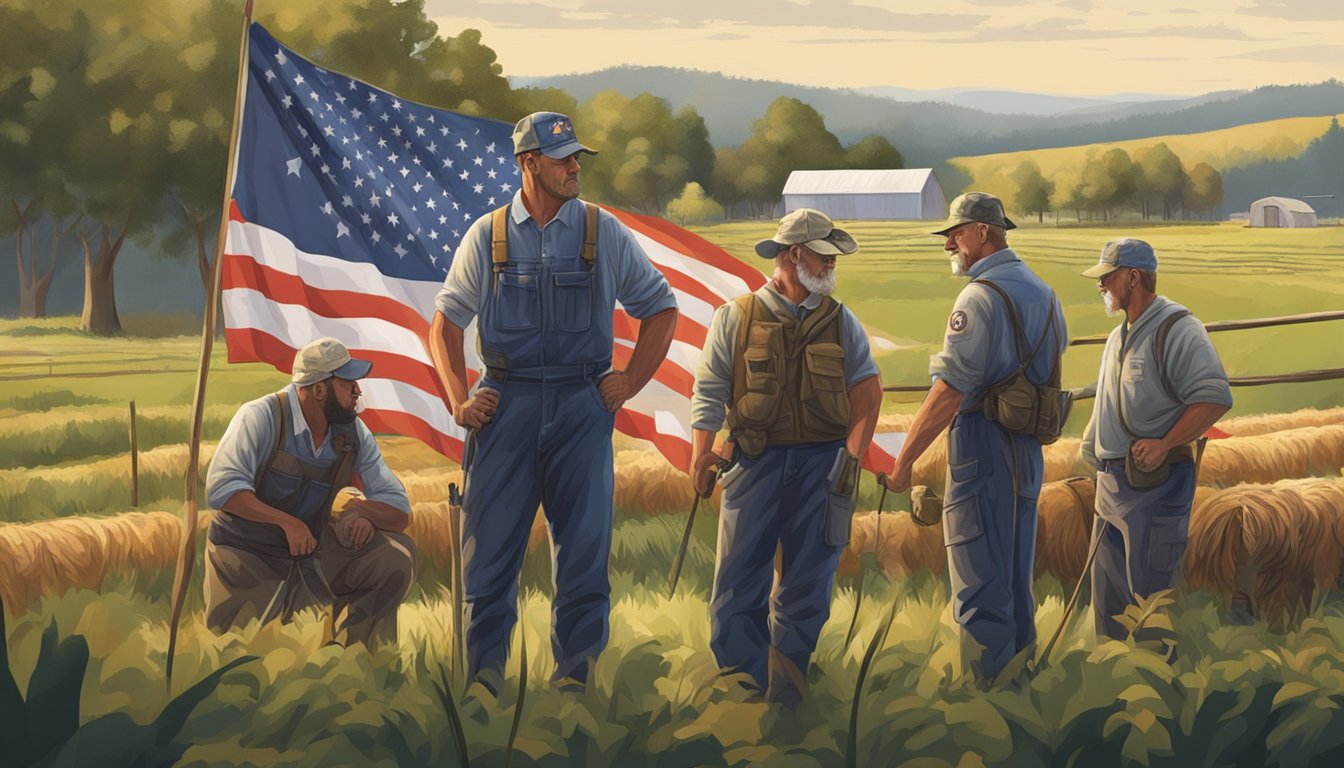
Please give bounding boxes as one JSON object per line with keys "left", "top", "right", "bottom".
{"left": 617, "top": 309, "right": 708, "bottom": 350}
{"left": 223, "top": 326, "right": 448, "bottom": 398}
{"left": 614, "top": 409, "right": 691, "bottom": 473}
{"left": 223, "top": 253, "right": 431, "bottom": 333}
{"left": 611, "top": 344, "right": 696, "bottom": 395}
{"left": 608, "top": 206, "right": 766, "bottom": 289}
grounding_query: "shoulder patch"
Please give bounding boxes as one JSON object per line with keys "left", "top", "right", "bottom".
{"left": 949, "top": 310, "right": 969, "bottom": 333}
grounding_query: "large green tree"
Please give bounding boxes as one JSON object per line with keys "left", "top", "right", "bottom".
{"left": 737, "top": 97, "right": 846, "bottom": 212}
{"left": 1186, "top": 162, "right": 1224, "bottom": 220}
{"left": 844, "top": 135, "right": 903, "bottom": 170}
{"left": 1080, "top": 147, "right": 1137, "bottom": 221}
{"left": 1009, "top": 160, "right": 1054, "bottom": 224}
{"left": 1133, "top": 143, "right": 1188, "bottom": 220}
{"left": 574, "top": 90, "right": 714, "bottom": 214}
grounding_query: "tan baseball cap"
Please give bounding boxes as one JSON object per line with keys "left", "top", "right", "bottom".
{"left": 931, "top": 192, "right": 1016, "bottom": 236}
{"left": 291, "top": 337, "right": 372, "bottom": 387}
{"left": 754, "top": 208, "right": 859, "bottom": 259}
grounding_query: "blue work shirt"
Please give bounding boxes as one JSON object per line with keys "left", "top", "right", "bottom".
{"left": 929, "top": 248, "right": 1068, "bottom": 407}
{"left": 206, "top": 383, "right": 410, "bottom": 514}
{"left": 434, "top": 192, "right": 677, "bottom": 370}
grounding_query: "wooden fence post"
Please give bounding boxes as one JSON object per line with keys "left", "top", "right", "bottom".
{"left": 129, "top": 399, "right": 139, "bottom": 507}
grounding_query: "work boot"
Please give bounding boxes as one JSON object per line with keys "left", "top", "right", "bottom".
{"left": 1227, "top": 592, "right": 1256, "bottom": 626}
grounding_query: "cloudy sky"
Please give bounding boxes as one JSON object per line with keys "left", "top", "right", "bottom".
{"left": 426, "top": 0, "right": 1343, "bottom": 96}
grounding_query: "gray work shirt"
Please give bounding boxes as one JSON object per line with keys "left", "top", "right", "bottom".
{"left": 691, "top": 283, "right": 879, "bottom": 432}
{"left": 1080, "top": 296, "right": 1232, "bottom": 468}
{"left": 206, "top": 383, "right": 411, "bottom": 514}
{"left": 929, "top": 248, "right": 1068, "bottom": 407}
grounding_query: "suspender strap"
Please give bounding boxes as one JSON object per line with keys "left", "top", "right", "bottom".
{"left": 973, "top": 278, "right": 1056, "bottom": 375}
{"left": 254, "top": 390, "right": 290, "bottom": 488}
{"left": 490, "top": 205, "right": 509, "bottom": 274}
{"left": 490, "top": 202, "right": 599, "bottom": 274}
{"left": 1117, "top": 309, "right": 1192, "bottom": 438}
{"left": 582, "top": 202, "right": 598, "bottom": 270}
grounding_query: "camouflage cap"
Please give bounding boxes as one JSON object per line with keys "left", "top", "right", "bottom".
{"left": 754, "top": 207, "right": 859, "bottom": 259}
{"left": 931, "top": 192, "right": 1016, "bottom": 236}
{"left": 291, "top": 337, "right": 372, "bottom": 387}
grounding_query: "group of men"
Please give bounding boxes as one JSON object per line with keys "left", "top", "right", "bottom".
{"left": 202, "top": 111, "right": 1231, "bottom": 701}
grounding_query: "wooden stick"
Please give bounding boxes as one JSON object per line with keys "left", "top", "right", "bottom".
{"left": 167, "top": 0, "right": 255, "bottom": 693}
{"left": 129, "top": 400, "right": 139, "bottom": 508}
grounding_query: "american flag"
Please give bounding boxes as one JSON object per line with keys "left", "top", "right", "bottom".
{"left": 223, "top": 23, "right": 896, "bottom": 475}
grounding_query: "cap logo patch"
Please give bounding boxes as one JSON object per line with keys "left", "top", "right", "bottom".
{"left": 949, "top": 310, "right": 968, "bottom": 333}
{"left": 551, "top": 120, "right": 570, "bottom": 136}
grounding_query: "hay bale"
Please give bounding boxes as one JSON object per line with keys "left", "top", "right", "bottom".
{"left": 1200, "top": 426, "right": 1344, "bottom": 487}
{"left": 839, "top": 509, "right": 945, "bottom": 580}
{"left": 1217, "top": 407, "right": 1344, "bottom": 437}
{"left": 1186, "top": 477, "right": 1344, "bottom": 624}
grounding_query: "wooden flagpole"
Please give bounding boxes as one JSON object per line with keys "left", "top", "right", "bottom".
{"left": 167, "top": 0, "right": 255, "bottom": 692}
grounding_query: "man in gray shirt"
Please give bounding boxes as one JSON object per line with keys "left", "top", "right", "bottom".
{"left": 1080, "top": 238, "right": 1231, "bottom": 640}
{"left": 690, "top": 208, "right": 882, "bottom": 707}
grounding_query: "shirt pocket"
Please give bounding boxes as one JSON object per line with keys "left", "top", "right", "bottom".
{"left": 493, "top": 271, "right": 539, "bottom": 330}
{"left": 551, "top": 271, "right": 594, "bottom": 333}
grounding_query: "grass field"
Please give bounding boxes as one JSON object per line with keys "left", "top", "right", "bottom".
{"left": 949, "top": 113, "right": 1344, "bottom": 190}
{"left": 2, "top": 221, "right": 1344, "bottom": 765}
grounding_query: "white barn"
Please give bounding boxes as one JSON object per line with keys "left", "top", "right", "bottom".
{"left": 1248, "top": 196, "right": 1317, "bottom": 228}
{"left": 782, "top": 169, "right": 945, "bottom": 221}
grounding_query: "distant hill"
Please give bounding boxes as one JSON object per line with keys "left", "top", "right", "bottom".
{"left": 855, "top": 87, "right": 1192, "bottom": 117}
{"left": 515, "top": 67, "right": 1344, "bottom": 168}
{"left": 953, "top": 113, "right": 1344, "bottom": 182}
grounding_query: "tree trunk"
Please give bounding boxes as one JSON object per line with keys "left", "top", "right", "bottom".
{"left": 79, "top": 219, "right": 129, "bottom": 335}
{"left": 14, "top": 204, "right": 33, "bottom": 318}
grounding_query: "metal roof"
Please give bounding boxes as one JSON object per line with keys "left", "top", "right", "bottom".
{"left": 783, "top": 168, "right": 938, "bottom": 195}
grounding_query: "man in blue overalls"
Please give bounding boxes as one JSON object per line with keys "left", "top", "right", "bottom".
{"left": 881, "top": 192, "right": 1067, "bottom": 684}
{"left": 428, "top": 112, "right": 679, "bottom": 693}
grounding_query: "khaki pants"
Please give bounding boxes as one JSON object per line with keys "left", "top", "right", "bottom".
{"left": 204, "top": 525, "right": 416, "bottom": 648}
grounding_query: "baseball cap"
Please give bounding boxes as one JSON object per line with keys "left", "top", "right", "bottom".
{"left": 754, "top": 208, "right": 859, "bottom": 259}
{"left": 291, "top": 337, "right": 373, "bottom": 387}
{"left": 1081, "top": 237, "right": 1159, "bottom": 278}
{"left": 512, "top": 111, "right": 598, "bottom": 159}
{"left": 931, "top": 192, "right": 1016, "bottom": 236}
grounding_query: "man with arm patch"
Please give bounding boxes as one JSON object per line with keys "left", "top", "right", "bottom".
{"left": 880, "top": 192, "right": 1067, "bottom": 685}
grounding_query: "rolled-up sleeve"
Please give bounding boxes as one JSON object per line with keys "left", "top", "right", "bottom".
{"left": 605, "top": 213, "right": 678, "bottom": 319}
{"left": 353, "top": 421, "right": 410, "bottom": 514}
{"left": 434, "top": 217, "right": 488, "bottom": 329}
{"left": 206, "top": 399, "right": 274, "bottom": 510}
{"left": 840, "top": 307, "right": 880, "bottom": 388}
{"left": 1166, "top": 316, "right": 1233, "bottom": 407}
{"left": 691, "top": 302, "right": 740, "bottom": 431}
{"left": 928, "top": 285, "right": 993, "bottom": 394}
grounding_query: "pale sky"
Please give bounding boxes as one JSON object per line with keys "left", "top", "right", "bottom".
{"left": 426, "top": 0, "right": 1344, "bottom": 96}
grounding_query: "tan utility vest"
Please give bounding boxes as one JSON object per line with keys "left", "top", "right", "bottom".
{"left": 726, "top": 290, "right": 850, "bottom": 456}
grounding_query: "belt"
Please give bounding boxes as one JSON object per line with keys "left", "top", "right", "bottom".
{"left": 1100, "top": 443, "right": 1195, "bottom": 471}
{"left": 484, "top": 361, "right": 609, "bottom": 383}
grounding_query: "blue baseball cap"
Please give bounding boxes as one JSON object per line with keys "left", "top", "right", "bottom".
{"left": 512, "top": 112, "right": 597, "bottom": 159}
{"left": 1082, "top": 237, "right": 1158, "bottom": 278}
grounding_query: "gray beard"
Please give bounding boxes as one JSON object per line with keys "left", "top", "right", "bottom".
{"left": 1103, "top": 291, "right": 1124, "bottom": 317}
{"left": 948, "top": 251, "right": 971, "bottom": 277}
{"left": 798, "top": 263, "right": 837, "bottom": 295}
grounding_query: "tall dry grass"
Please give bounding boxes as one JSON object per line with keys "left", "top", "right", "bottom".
{"left": 1185, "top": 477, "right": 1344, "bottom": 623}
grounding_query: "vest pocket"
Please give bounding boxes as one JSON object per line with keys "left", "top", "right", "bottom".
{"left": 493, "top": 271, "right": 539, "bottom": 330}
{"left": 735, "top": 347, "right": 779, "bottom": 427}
{"left": 800, "top": 343, "right": 849, "bottom": 433}
{"left": 258, "top": 466, "right": 303, "bottom": 512}
{"left": 552, "top": 271, "right": 593, "bottom": 332}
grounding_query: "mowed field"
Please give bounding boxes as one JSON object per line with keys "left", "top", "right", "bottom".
{"left": 2, "top": 221, "right": 1344, "bottom": 766}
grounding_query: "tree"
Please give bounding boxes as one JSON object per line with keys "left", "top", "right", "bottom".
{"left": 1133, "top": 143, "right": 1187, "bottom": 219}
{"left": 575, "top": 90, "right": 714, "bottom": 214}
{"left": 1009, "top": 160, "right": 1054, "bottom": 224}
{"left": 1080, "top": 147, "right": 1137, "bottom": 221}
{"left": 1051, "top": 169, "right": 1086, "bottom": 223}
{"left": 1186, "top": 163, "right": 1223, "bottom": 220}
{"left": 737, "top": 97, "right": 846, "bottom": 212}
{"left": 709, "top": 147, "right": 749, "bottom": 219}
{"left": 665, "top": 182, "right": 724, "bottom": 226}
{"left": 844, "top": 135, "right": 903, "bottom": 170}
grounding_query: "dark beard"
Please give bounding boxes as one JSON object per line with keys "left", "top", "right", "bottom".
{"left": 324, "top": 395, "right": 358, "bottom": 425}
